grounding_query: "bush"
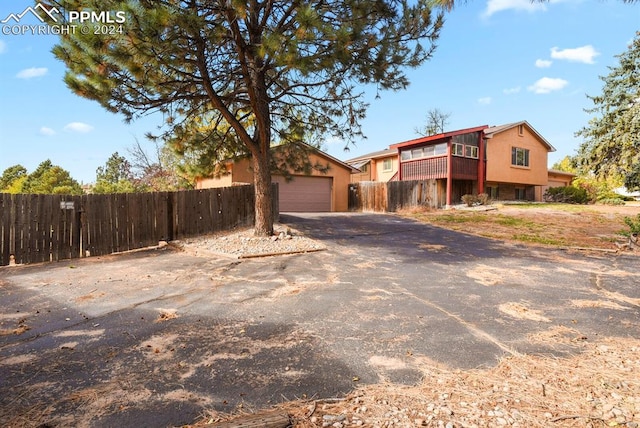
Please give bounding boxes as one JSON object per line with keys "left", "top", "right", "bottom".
{"left": 599, "top": 198, "right": 625, "bottom": 206}
{"left": 544, "top": 186, "right": 588, "bottom": 204}
{"left": 623, "top": 214, "right": 640, "bottom": 236}
{"left": 461, "top": 194, "right": 476, "bottom": 207}
{"left": 477, "top": 193, "right": 490, "bottom": 205}
{"left": 461, "top": 193, "right": 491, "bottom": 207}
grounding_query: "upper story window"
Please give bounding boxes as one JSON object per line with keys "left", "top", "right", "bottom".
{"left": 400, "top": 142, "right": 447, "bottom": 161}
{"left": 465, "top": 145, "right": 479, "bottom": 159}
{"left": 452, "top": 143, "right": 464, "bottom": 157}
{"left": 518, "top": 124, "right": 524, "bottom": 135}
{"left": 382, "top": 159, "right": 393, "bottom": 171}
{"left": 512, "top": 147, "right": 530, "bottom": 167}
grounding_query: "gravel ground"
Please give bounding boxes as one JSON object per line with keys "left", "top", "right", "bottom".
{"left": 171, "top": 224, "right": 327, "bottom": 258}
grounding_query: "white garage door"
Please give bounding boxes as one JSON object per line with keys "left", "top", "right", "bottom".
{"left": 273, "top": 175, "right": 332, "bottom": 212}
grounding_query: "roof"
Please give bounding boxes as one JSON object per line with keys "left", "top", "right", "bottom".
{"left": 548, "top": 169, "right": 576, "bottom": 177}
{"left": 484, "top": 121, "right": 556, "bottom": 152}
{"left": 345, "top": 148, "right": 397, "bottom": 164}
{"left": 276, "top": 141, "right": 360, "bottom": 173}
{"left": 389, "top": 125, "right": 489, "bottom": 150}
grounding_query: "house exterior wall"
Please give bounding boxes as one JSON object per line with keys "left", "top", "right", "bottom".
{"left": 350, "top": 155, "right": 398, "bottom": 183}
{"left": 485, "top": 127, "right": 549, "bottom": 186}
{"left": 538, "top": 171, "right": 575, "bottom": 201}
{"left": 374, "top": 156, "right": 399, "bottom": 182}
{"left": 196, "top": 152, "right": 351, "bottom": 212}
{"left": 350, "top": 163, "right": 372, "bottom": 183}
{"left": 195, "top": 161, "right": 237, "bottom": 189}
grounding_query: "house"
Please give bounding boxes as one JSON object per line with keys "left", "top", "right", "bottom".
{"left": 351, "top": 121, "right": 557, "bottom": 206}
{"left": 540, "top": 169, "right": 576, "bottom": 200}
{"left": 196, "top": 143, "right": 355, "bottom": 212}
{"left": 346, "top": 148, "right": 398, "bottom": 183}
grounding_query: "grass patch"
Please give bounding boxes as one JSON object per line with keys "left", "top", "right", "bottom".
{"left": 423, "top": 213, "right": 490, "bottom": 224}
{"left": 511, "top": 234, "right": 565, "bottom": 246}
{"left": 494, "top": 215, "right": 536, "bottom": 228}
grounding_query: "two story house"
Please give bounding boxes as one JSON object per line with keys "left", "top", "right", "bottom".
{"left": 347, "top": 121, "right": 558, "bottom": 206}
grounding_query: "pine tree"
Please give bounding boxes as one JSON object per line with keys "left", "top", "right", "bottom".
{"left": 575, "top": 32, "right": 640, "bottom": 185}
{"left": 49, "top": 0, "right": 443, "bottom": 235}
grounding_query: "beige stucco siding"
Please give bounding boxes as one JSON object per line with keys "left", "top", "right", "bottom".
{"left": 485, "top": 127, "right": 549, "bottom": 186}
{"left": 196, "top": 151, "right": 351, "bottom": 212}
{"left": 374, "top": 156, "right": 398, "bottom": 182}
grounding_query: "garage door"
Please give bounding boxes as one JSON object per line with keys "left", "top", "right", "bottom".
{"left": 272, "top": 175, "right": 332, "bottom": 212}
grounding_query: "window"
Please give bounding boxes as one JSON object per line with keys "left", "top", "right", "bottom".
{"left": 488, "top": 186, "right": 499, "bottom": 199}
{"left": 465, "top": 145, "right": 479, "bottom": 159}
{"left": 515, "top": 188, "right": 526, "bottom": 200}
{"left": 434, "top": 143, "right": 447, "bottom": 156}
{"left": 382, "top": 159, "right": 392, "bottom": 172}
{"left": 452, "top": 143, "right": 464, "bottom": 157}
{"left": 400, "top": 143, "right": 447, "bottom": 161}
{"left": 518, "top": 124, "right": 524, "bottom": 136}
{"left": 511, "top": 147, "right": 530, "bottom": 167}
{"left": 423, "top": 145, "right": 436, "bottom": 157}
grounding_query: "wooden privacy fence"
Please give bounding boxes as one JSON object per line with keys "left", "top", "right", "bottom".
{"left": 349, "top": 180, "right": 438, "bottom": 212}
{"left": 0, "top": 185, "right": 278, "bottom": 266}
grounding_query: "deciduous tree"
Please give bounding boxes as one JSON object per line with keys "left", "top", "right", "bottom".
{"left": 48, "top": 0, "right": 443, "bottom": 235}
{"left": 415, "top": 108, "right": 451, "bottom": 136}
{"left": 0, "top": 165, "right": 27, "bottom": 192}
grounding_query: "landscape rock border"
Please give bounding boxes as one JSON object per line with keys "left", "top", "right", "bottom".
{"left": 171, "top": 224, "right": 327, "bottom": 259}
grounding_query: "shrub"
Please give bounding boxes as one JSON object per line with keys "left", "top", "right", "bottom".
{"left": 461, "top": 194, "right": 476, "bottom": 207}
{"left": 623, "top": 214, "right": 640, "bottom": 237}
{"left": 599, "top": 198, "right": 625, "bottom": 206}
{"left": 460, "top": 193, "right": 491, "bottom": 207}
{"left": 544, "top": 186, "right": 588, "bottom": 204}
{"left": 476, "top": 193, "right": 490, "bottom": 205}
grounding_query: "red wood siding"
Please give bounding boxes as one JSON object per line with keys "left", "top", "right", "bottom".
{"left": 401, "top": 156, "right": 447, "bottom": 180}
{"left": 451, "top": 157, "right": 479, "bottom": 180}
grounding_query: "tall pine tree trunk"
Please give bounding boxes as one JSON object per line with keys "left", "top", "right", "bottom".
{"left": 252, "top": 152, "right": 274, "bottom": 237}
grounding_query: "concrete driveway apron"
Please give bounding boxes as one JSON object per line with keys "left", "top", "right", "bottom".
{"left": 1, "top": 212, "right": 638, "bottom": 427}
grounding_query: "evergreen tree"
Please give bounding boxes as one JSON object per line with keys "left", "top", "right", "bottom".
{"left": 575, "top": 32, "right": 640, "bottom": 185}
{"left": 22, "top": 160, "right": 83, "bottom": 195}
{"left": 49, "top": 0, "right": 443, "bottom": 235}
{"left": 93, "top": 152, "right": 137, "bottom": 193}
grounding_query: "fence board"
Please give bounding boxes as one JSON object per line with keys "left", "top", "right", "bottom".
{"left": 1, "top": 184, "right": 279, "bottom": 266}
{"left": 349, "top": 180, "right": 438, "bottom": 213}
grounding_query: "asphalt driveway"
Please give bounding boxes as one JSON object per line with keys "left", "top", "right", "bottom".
{"left": 1, "top": 212, "right": 639, "bottom": 427}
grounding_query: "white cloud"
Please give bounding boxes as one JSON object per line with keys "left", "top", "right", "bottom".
{"left": 550, "top": 45, "right": 599, "bottom": 64}
{"left": 40, "top": 127, "right": 56, "bottom": 136}
{"left": 64, "top": 122, "right": 94, "bottom": 133}
{"left": 482, "top": 0, "right": 546, "bottom": 18}
{"left": 535, "top": 59, "right": 552, "bottom": 68}
{"left": 16, "top": 67, "right": 48, "bottom": 79}
{"left": 478, "top": 97, "right": 492, "bottom": 105}
{"left": 0, "top": 40, "right": 6, "bottom": 54}
{"left": 527, "top": 77, "right": 568, "bottom": 94}
{"left": 503, "top": 86, "right": 521, "bottom": 95}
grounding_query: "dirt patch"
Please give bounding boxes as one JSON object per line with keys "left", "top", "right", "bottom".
{"left": 498, "top": 302, "right": 551, "bottom": 323}
{"left": 194, "top": 336, "right": 640, "bottom": 428}
{"left": 400, "top": 203, "right": 640, "bottom": 252}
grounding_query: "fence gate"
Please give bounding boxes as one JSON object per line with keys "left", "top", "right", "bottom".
{"left": 0, "top": 194, "right": 82, "bottom": 266}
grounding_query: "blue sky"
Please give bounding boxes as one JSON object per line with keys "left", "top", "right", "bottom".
{"left": 0, "top": 1, "right": 638, "bottom": 184}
